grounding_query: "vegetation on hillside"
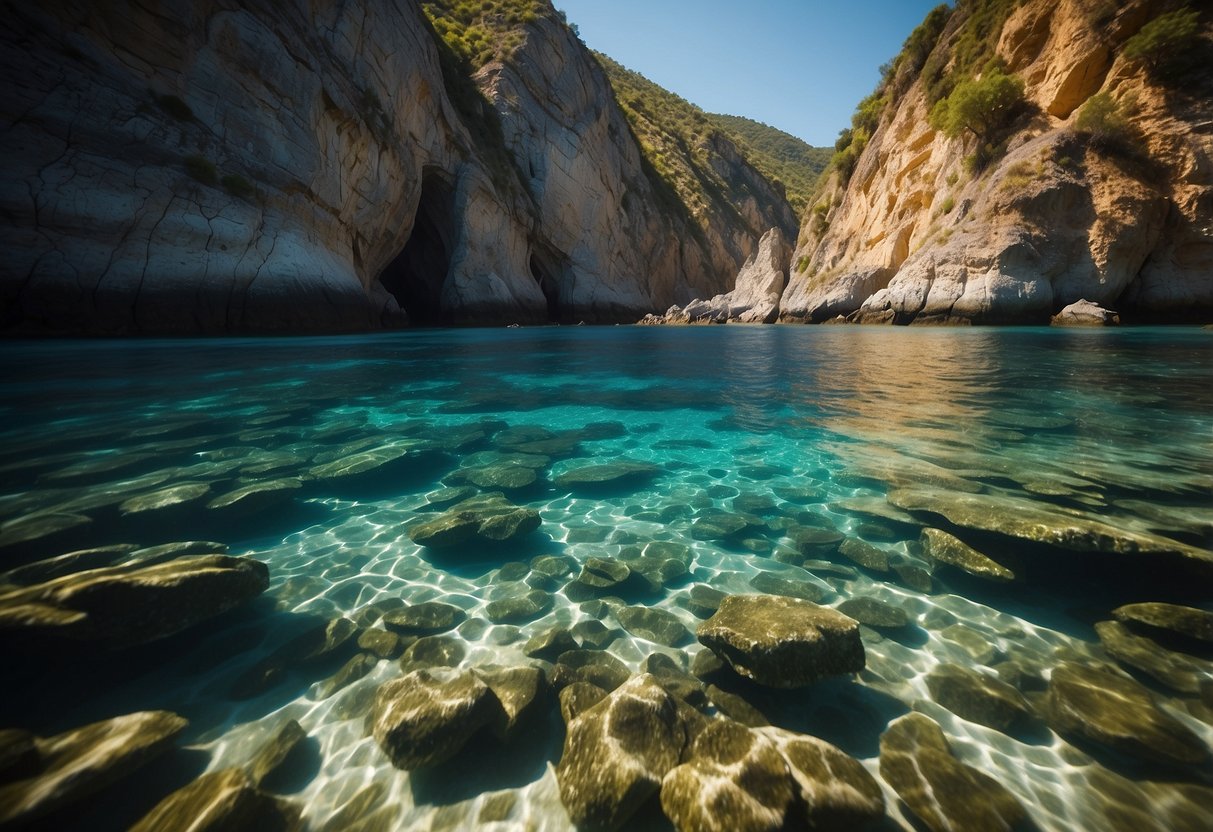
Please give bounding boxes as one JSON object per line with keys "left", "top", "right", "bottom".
{"left": 829, "top": 0, "right": 1026, "bottom": 183}
{"left": 594, "top": 52, "right": 781, "bottom": 227}
{"left": 1124, "top": 5, "right": 1204, "bottom": 85}
{"left": 704, "top": 114, "right": 831, "bottom": 214}
{"left": 421, "top": 0, "right": 545, "bottom": 69}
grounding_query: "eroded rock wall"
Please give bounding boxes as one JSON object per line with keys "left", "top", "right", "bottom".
{"left": 0, "top": 0, "right": 791, "bottom": 333}
{"left": 782, "top": 0, "right": 1213, "bottom": 325}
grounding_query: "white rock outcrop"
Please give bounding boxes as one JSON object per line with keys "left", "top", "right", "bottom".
{"left": 640, "top": 227, "right": 791, "bottom": 324}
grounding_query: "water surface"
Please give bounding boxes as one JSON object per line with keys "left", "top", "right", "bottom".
{"left": 2, "top": 326, "right": 1211, "bottom": 830}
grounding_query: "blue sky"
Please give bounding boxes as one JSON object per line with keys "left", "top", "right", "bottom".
{"left": 556, "top": 0, "right": 947, "bottom": 147}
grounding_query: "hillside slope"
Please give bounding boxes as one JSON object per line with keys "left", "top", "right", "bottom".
{"left": 705, "top": 113, "right": 831, "bottom": 214}
{"left": 782, "top": 0, "right": 1213, "bottom": 324}
{"left": 0, "top": 0, "right": 796, "bottom": 333}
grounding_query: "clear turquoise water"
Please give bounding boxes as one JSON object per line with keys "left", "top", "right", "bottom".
{"left": 2, "top": 326, "right": 1211, "bottom": 830}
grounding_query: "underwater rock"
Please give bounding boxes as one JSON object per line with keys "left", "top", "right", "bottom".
{"left": 616, "top": 605, "right": 692, "bottom": 646}
{"left": 401, "top": 635, "right": 466, "bottom": 671}
{"left": 484, "top": 590, "right": 554, "bottom": 624}
{"left": 554, "top": 649, "right": 631, "bottom": 692}
{"left": 408, "top": 493, "right": 541, "bottom": 548}
{"left": 697, "top": 595, "right": 864, "bottom": 688}
{"left": 207, "top": 478, "right": 302, "bottom": 513}
{"left": 1095, "top": 620, "right": 1208, "bottom": 694}
{"left": 572, "top": 557, "right": 631, "bottom": 590}
{"left": 306, "top": 442, "right": 414, "bottom": 482}
{"left": 0, "top": 511, "right": 92, "bottom": 552}
{"left": 127, "top": 540, "right": 229, "bottom": 565}
{"left": 773, "top": 485, "right": 826, "bottom": 505}
{"left": 556, "top": 674, "right": 689, "bottom": 831}
{"left": 248, "top": 719, "right": 308, "bottom": 788}
{"left": 690, "top": 509, "right": 765, "bottom": 541}
{"left": 920, "top": 528, "right": 1015, "bottom": 582}
{"left": 425, "top": 486, "right": 477, "bottom": 509}
{"left": 372, "top": 668, "right": 499, "bottom": 770}
{"left": 837, "top": 598, "right": 908, "bottom": 630}
{"left": 925, "top": 664, "right": 1032, "bottom": 733}
{"left": 530, "top": 554, "right": 577, "bottom": 578}
{"left": 230, "top": 617, "right": 359, "bottom": 699}
{"left": 682, "top": 584, "right": 728, "bottom": 619}
{"left": 748, "top": 571, "right": 827, "bottom": 603}
{"left": 475, "top": 665, "right": 549, "bottom": 740}
{"left": 892, "top": 563, "right": 934, "bottom": 593}
{"left": 704, "top": 684, "right": 769, "bottom": 727}
{"left": 571, "top": 620, "right": 620, "bottom": 650}
{"left": 789, "top": 526, "right": 844, "bottom": 555}
{"left": 0, "top": 710, "right": 188, "bottom": 828}
{"left": 555, "top": 461, "right": 662, "bottom": 493}
{"left": 356, "top": 629, "right": 404, "bottom": 659}
{"left": 382, "top": 602, "right": 467, "bottom": 636}
{"left": 879, "top": 713, "right": 1027, "bottom": 832}
{"left": 891, "top": 490, "right": 1213, "bottom": 573}
{"left": 130, "top": 768, "right": 301, "bottom": 832}
{"left": 768, "top": 726, "right": 885, "bottom": 830}
{"left": 0, "top": 543, "right": 138, "bottom": 586}
{"left": 317, "top": 654, "right": 379, "bottom": 699}
{"left": 732, "top": 494, "right": 780, "bottom": 515}
{"left": 837, "top": 539, "right": 890, "bottom": 572}
{"left": 523, "top": 626, "right": 579, "bottom": 661}
{"left": 559, "top": 681, "right": 609, "bottom": 724}
{"left": 0, "top": 555, "right": 268, "bottom": 651}
{"left": 448, "top": 463, "right": 537, "bottom": 491}
{"left": 1046, "top": 663, "right": 1210, "bottom": 768}
{"left": 939, "top": 624, "right": 1001, "bottom": 665}
{"left": 1113, "top": 602, "right": 1213, "bottom": 644}
{"left": 660, "top": 719, "right": 794, "bottom": 832}
{"left": 119, "top": 482, "right": 212, "bottom": 515}
{"left": 660, "top": 721, "right": 884, "bottom": 832}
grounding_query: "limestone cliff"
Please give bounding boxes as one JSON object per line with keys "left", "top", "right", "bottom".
{"left": 0, "top": 0, "right": 793, "bottom": 334}
{"left": 782, "top": 0, "right": 1213, "bottom": 325}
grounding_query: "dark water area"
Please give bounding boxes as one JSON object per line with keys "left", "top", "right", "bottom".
{"left": 1, "top": 326, "right": 1211, "bottom": 830}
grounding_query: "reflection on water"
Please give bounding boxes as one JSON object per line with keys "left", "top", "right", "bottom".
{"left": 1, "top": 326, "right": 1211, "bottom": 831}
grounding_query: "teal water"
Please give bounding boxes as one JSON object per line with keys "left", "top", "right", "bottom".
{"left": 2, "top": 326, "right": 1212, "bottom": 830}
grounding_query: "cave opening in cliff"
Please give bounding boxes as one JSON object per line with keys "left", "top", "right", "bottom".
{"left": 379, "top": 172, "right": 456, "bottom": 324}
{"left": 529, "top": 245, "right": 570, "bottom": 323}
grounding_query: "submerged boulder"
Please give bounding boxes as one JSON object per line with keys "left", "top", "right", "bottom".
{"left": 920, "top": 528, "right": 1016, "bottom": 582}
{"left": 556, "top": 674, "right": 689, "bottom": 831}
{"left": 891, "top": 490, "right": 1213, "bottom": 575}
{"left": 1112, "top": 602, "right": 1213, "bottom": 644}
{"left": 408, "top": 493, "right": 541, "bottom": 548}
{"left": 879, "top": 713, "right": 1027, "bottom": 832}
{"left": 696, "top": 594, "right": 864, "bottom": 688}
{"left": 1095, "top": 620, "right": 1209, "bottom": 695}
{"left": 0, "top": 555, "right": 269, "bottom": 651}
{"left": 372, "top": 668, "right": 499, "bottom": 770}
{"left": 130, "top": 768, "right": 301, "bottom": 832}
{"left": 925, "top": 664, "right": 1032, "bottom": 733}
{"left": 660, "top": 720, "right": 884, "bottom": 832}
{"left": 0, "top": 711, "right": 188, "bottom": 828}
{"left": 555, "top": 461, "right": 662, "bottom": 493}
{"left": 1046, "top": 662, "right": 1209, "bottom": 768}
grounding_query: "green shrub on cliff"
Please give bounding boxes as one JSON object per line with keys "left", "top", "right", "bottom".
{"left": 930, "top": 66, "right": 1025, "bottom": 141}
{"left": 422, "top": 0, "right": 545, "bottom": 68}
{"left": 1075, "top": 91, "right": 1142, "bottom": 156}
{"left": 1124, "top": 7, "right": 1203, "bottom": 84}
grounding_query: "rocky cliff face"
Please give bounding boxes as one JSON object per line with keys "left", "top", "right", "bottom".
{"left": 782, "top": 0, "right": 1213, "bottom": 325}
{"left": 0, "top": 0, "right": 792, "bottom": 334}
